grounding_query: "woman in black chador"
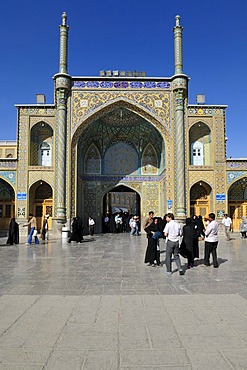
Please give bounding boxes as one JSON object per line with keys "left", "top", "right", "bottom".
{"left": 6, "top": 218, "right": 19, "bottom": 245}
{"left": 68, "top": 217, "right": 82, "bottom": 243}
{"left": 180, "top": 218, "right": 197, "bottom": 269}
{"left": 144, "top": 217, "right": 162, "bottom": 266}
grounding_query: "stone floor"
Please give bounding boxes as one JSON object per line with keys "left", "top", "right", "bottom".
{"left": 0, "top": 232, "right": 246, "bottom": 369}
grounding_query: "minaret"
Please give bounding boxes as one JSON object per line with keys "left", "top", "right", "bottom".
{"left": 172, "top": 15, "right": 187, "bottom": 220}
{"left": 59, "top": 12, "right": 69, "bottom": 73}
{"left": 173, "top": 15, "right": 183, "bottom": 75}
{"left": 53, "top": 12, "right": 71, "bottom": 234}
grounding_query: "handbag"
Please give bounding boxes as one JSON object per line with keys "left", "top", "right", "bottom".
{"left": 33, "top": 229, "right": 38, "bottom": 237}
{"left": 179, "top": 239, "right": 187, "bottom": 258}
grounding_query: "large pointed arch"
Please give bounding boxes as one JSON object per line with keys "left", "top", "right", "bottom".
{"left": 71, "top": 99, "right": 167, "bottom": 232}
{"left": 71, "top": 98, "right": 169, "bottom": 145}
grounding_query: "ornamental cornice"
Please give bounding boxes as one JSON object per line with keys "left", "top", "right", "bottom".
{"left": 19, "top": 107, "right": 55, "bottom": 116}
{"left": 55, "top": 76, "right": 71, "bottom": 90}
{"left": 71, "top": 91, "right": 170, "bottom": 136}
{"left": 80, "top": 174, "right": 163, "bottom": 182}
{"left": 227, "top": 161, "right": 247, "bottom": 170}
{"left": 0, "top": 161, "right": 17, "bottom": 169}
{"left": 72, "top": 80, "right": 171, "bottom": 90}
{"left": 188, "top": 107, "right": 225, "bottom": 116}
{"left": 172, "top": 78, "right": 187, "bottom": 89}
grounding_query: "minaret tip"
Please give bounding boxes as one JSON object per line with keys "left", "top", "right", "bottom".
{"left": 62, "top": 12, "right": 67, "bottom": 26}
{"left": 175, "top": 15, "right": 180, "bottom": 27}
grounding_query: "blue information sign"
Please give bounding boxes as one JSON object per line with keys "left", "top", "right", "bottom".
{"left": 167, "top": 199, "right": 172, "bottom": 209}
{"left": 216, "top": 194, "right": 225, "bottom": 201}
{"left": 17, "top": 192, "right": 26, "bottom": 200}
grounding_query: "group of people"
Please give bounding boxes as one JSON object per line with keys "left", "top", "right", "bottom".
{"left": 103, "top": 212, "right": 141, "bottom": 234}
{"left": 144, "top": 211, "right": 219, "bottom": 275}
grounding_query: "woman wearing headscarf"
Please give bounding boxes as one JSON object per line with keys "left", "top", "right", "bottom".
{"left": 6, "top": 218, "right": 19, "bottom": 245}
{"left": 144, "top": 217, "right": 162, "bottom": 266}
{"left": 181, "top": 218, "right": 196, "bottom": 269}
{"left": 240, "top": 216, "right": 247, "bottom": 238}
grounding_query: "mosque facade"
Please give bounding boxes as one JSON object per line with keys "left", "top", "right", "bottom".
{"left": 0, "top": 13, "right": 246, "bottom": 235}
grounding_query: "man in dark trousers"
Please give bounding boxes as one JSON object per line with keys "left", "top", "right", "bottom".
{"left": 204, "top": 212, "right": 219, "bottom": 268}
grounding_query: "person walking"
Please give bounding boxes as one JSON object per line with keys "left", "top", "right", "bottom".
{"left": 41, "top": 214, "right": 49, "bottom": 242}
{"left": 163, "top": 213, "right": 184, "bottom": 275}
{"left": 23, "top": 214, "right": 39, "bottom": 245}
{"left": 239, "top": 216, "right": 247, "bottom": 238}
{"left": 88, "top": 216, "right": 95, "bottom": 236}
{"left": 6, "top": 218, "right": 19, "bottom": 245}
{"left": 204, "top": 212, "right": 219, "bottom": 268}
{"left": 222, "top": 213, "right": 232, "bottom": 241}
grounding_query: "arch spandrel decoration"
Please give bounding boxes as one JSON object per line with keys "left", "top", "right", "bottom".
{"left": 0, "top": 178, "right": 15, "bottom": 200}
{"left": 228, "top": 178, "right": 247, "bottom": 200}
{"left": 71, "top": 92, "right": 171, "bottom": 136}
{"left": 28, "top": 172, "right": 54, "bottom": 189}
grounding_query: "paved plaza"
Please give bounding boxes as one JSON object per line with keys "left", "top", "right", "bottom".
{"left": 0, "top": 232, "right": 246, "bottom": 369}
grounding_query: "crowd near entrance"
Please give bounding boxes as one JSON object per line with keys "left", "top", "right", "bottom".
{"left": 102, "top": 185, "right": 140, "bottom": 233}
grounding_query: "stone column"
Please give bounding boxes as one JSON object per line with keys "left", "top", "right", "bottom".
{"left": 172, "top": 15, "right": 187, "bottom": 221}
{"left": 52, "top": 13, "right": 71, "bottom": 235}
{"left": 174, "top": 88, "right": 186, "bottom": 218}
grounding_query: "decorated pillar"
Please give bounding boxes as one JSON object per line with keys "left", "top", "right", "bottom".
{"left": 172, "top": 16, "right": 188, "bottom": 220}
{"left": 52, "top": 12, "right": 71, "bottom": 234}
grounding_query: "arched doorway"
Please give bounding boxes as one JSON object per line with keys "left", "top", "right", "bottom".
{"left": 190, "top": 181, "right": 212, "bottom": 217}
{"left": 0, "top": 179, "right": 15, "bottom": 230}
{"left": 29, "top": 181, "right": 53, "bottom": 232}
{"left": 228, "top": 177, "right": 247, "bottom": 231}
{"left": 103, "top": 185, "right": 140, "bottom": 216}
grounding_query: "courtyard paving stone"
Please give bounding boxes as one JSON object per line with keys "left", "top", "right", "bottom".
{"left": 0, "top": 233, "right": 246, "bottom": 369}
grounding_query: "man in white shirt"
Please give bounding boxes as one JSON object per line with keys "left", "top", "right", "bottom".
{"left": 204, "top": 212, "right": 219, "bottom": 268}
{"left": 222, "top": 213, "right": 232, "bottom": 241}
{"left": 163, "top": 213, "right": 184, "bottom": 275}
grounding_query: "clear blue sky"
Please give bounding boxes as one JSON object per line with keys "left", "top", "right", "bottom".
{"left": 0, "top": 0, "right": 246, "bottom": 158}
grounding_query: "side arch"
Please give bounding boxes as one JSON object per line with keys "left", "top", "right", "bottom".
{"left": 190, "top": 180, "right": 212, "bottom": 217}
{"left": 189, "top": 122, "right": 212, "bottom": 166}
{"left": 0, "top": 178, "right": 15, "bottom": 229}
{"left": 228, "top": 176, "right": 247, "bottom": 231}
